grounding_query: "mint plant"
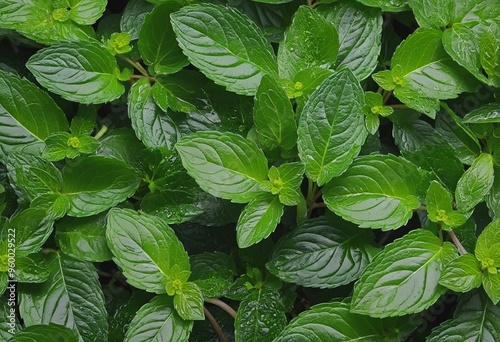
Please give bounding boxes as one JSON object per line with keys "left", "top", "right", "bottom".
{"left": 0, "top": 0, "right": 499, "bottom": 341}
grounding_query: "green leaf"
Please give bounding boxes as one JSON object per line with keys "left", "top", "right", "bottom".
{"left": 138, "top": 2, "right": 188, "bottom": 75}
{"left": 475, "top": 219, "right": 500, "bottom": 270}
{"left": 97, "top": 128, "right": 147, "bottom": 172}
{"left": 190, "top": 252, "right": 236, "bottom": 298}
{"left": 124, "top": 295, "right": 193, "bottom": 342}
{"left": 277, "top": 6, "right": 338, "bottom": 80}
{"left": 173, "top": 282, "right": 204, "bottom": 321}
{"left": 62, "top": 0, "right": 107, "bottom": 25}
{"left": 426, "top": 181, "right": 467, "bottom": 228}
{"left": 355, "top": 0, "right": 409, "bottom": 12}
{"left": 427, "top": 290, "right": 500, "bottom": 341}
{"left": 128, "top": 78, "right": 178, "bottom": 150}
{"left": 26, "top": 40, "right": 125, "bottom": 104}
{"left": 267, "top": 217, "right": 379, "bottom": 289}
{"left": 0, "top": 70, "right": 68, "bottom": 159}
{"left": 7, "top": 323, "right": 78, "bottom": 342}
{"left": 14, "top": 253, "right": 54, "bottom": 284}
{"left": 463, "top": 103, "right": 500, "bottom": 123}
{"left": 175, "top": 131, "right": 268, "bottom": 203}
{"left": 483, "top": 272, "right": 500, "bottom": 305}
{"left": 455, "top": 153, "right": 494, "bottom": 213}
{"left": 234, "top": 289, "right": 287, "bottom": 342}
{"left": 323, "top": 154, "right": 423, "bottom": 230}
{"left": 260, "top": 163, "right": 304, "bottom": 206}
{"left": 274, "top": 301, "right": 418, "bottom": 342}
{"left": 236, "top": 193, "right": 284, "bottom": 249}
{"left": 61, "top": 155, "right": 141, "bottom": 217}
{"left": 19, "top": 253, "right": 108, "bottom": 341}
{"left": 407, "top": 0, "right": 451, "bottom": 29}
{"left": 70, "top": 105, "right": 97, "bottom": 136}
{"left": 297, "top": 68, "right": 367, "bottom": 186}
{"left": 439, "top": 254, "right": 482, "bottom": 292}
{"left": 5, "top": 208, "right": 54, "bottom": 257}
{"left": 120, "top": 0, "right": 154, "bottom": 40}
{"left": 481, "top": 22, "right": 500, "bottom": 87}
{"left": 351, "top": 229, "right": 457, "bottom": 317}
{"left": 487, "top": 167, "right": 500, "bottom": 218}
{"left": 55, "top": 212, "right": 112, "bottom": 262}
{"left": 170, "top": 4, "right": 278, "bottom": 95}
{"left": 253, "top": 75, "right": 297, "bottom": 151}
{"left": 318, "top": 1, "right": 382, "bottom": 80}
{"left": 0, "top": 0, "right": 94, "bottom": 44}
{"left": 43, "top": 132, "right": 99, "bottom": 161}
{"left": 106, "top": 208, "right": 190, "bottom": 293}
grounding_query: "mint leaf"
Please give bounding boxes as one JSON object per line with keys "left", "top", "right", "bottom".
{"left": 234, "top": 289, "right": 287, "bottom": 342}
{"left": 176, "top": 131, "right": 268, "bottom": 203}
{"left": 124, "top": 295, "right": 193, "bottom": 342}
{"left": 19, "top": 253, "right": 108, "bottom": 341}
{"left": 55, "top": 212, "right": 112, "bottom": 262}
{"left": 70, "top": 105, "right": 97, "bottom": 136}
{"left": 106, "top": 208, "right": 190, "bottom": 294}
{"left": 170, "top": 4, "right": 278, "bottom": 95}
{"left": 190, "top": 252, "right": 236, "bottom": 298}
{"left": 0, "top": 0, "right": 94, "bottom": 44}
{"left": 0, "top": 70, "right": 68, "bottom": 159}
{"left": 463, "top": 103, "right": 500, "bottom": 124}
{"left": 253, "top": 75, "right": 297, "bottom": 151}
{"left": 138, "top": 2, "right": 188, "bottom": 76}
{"left": 439, "top": 254, "right": 482, "bottom": 292}
{"left": 63, "top": 0, "right": 107, "bottom": 25}
{"left": 128, "top": 78, "right": 177, "bottom": 150}
{"left": 475, "top": 219, "right": 500, "bottom": 271}
{"left": 297, "top": 68, "right": 367, "bottom": 186}
{"left": 7, "top": 324, "right": 78, "bottom": 342}
{"left": 43, "top": 132, "right": 99, "bottom": 161}
{"left": 483, "top": 272, "right": 500, "bottom": 305}
{"left": 356, "top": 0, "right": 409, "bottom": 12}
{"left": 426, "top": 181, "right": 467, "bottom": 229}
{"left": 323, "top": 154, "right": 423, "bottom": 230}
{"left": 274, "top": 301, "right": 418, "bottom": 341}
{"left": 455, "top": 153, "right": 494, "bottom": 213}
{"left": 236, "top": 193, "right": 284, "bottom": 248}
{"left": 480, "top": 22, "right": 500, "bottom": 87}
{"left": 61, "top": 156, "right": 140, "bottom": 216}
{"left": 120, "top": 0, "right": 154, "bottom": 40}
{"left": 173, "top": 282, "right": 204, "bottom": 321}
{"left": 318, "top": 1, "right": 382, "bottom": 80}
{"left": 14, "top": 253, "right": 54, "bottom": 284}
{"left": 277, "top": 6, "right": 338, "bottom": 81}
{"left": 427, "top": 290, "right": 500, "bottom": 341}
{"left": 261, "top": 163, "right": 304, "bottom": 206}
{"left": 27, "top": 40, "right": 125, "bottom": 104}
{"left": 267, "top": 217, "right": 379, "bottom": 289}
{"left": 351, "top": 229, "right": 457, "bottom": 317}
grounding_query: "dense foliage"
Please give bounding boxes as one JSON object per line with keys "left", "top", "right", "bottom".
{"left": 0, "top": 0, "right": 499, "bottom": 341}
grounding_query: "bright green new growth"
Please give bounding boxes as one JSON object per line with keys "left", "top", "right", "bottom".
{"left": 0, "top": 0, "right": 500, "bottom": 341}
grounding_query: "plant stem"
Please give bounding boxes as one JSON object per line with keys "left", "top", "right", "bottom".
{"left": 204, "top": 307, "right": 227, "bottom": 342}
{"left": 94, "top": 125, "right": 108, "bottom": 140}
{"left": 205, "top": 298, "right": 237, "bottom": 319}
{"left": 388, "top": 104, "right": 408, "bottom": 109}
{"left": 448, "top": 230, "right": 467, "bottom": 255}
{"left": 376, "top": 86, "right": 383, "bottom": 94}
{"left": 118, "top": 55, "right": 150, "bottom": 79}
{"left": 306, "top": 179, "right": 317, "bottom": 204}
{"left": 382, "top": 90, "right": 393, "bottom": 104}
{"left": 378, "top": 231, "right": 393, "bottom": 247}
{"left": 312, "top": 188, "right": 323, "bottom": 202}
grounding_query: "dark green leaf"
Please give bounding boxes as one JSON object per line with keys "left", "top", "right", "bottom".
{"left": 267, "top": 217, "right": 379, "bottom": 288}
{"left": 55, "top": 212, "right": 112, "bottom": 262}
{"left": 120, "top": 0, "right": 155, "bottom": 40}
{"left": 234, "top": 289, "right": 287, "bottom": 342}
{"left": 138, "top": 2, "right": 188, "bottom": 75}
{"left": 236, "top": 193, "right": 284, "bottom": 248}
{"left": 170, "top": 4, "right": 278, "bottom": 95}
{"left": 14, "top": 253, "right": 54, "bottom": 284}
{"left": 455, "top": 153, "right": 494, "bottom": 213}
{"left": 190, "top": 252, "right": 236, "bottom": 298}
{"left": 19, "top": 253, "right": 108, "bottom": 341}
{"left": 463, "top": 103, "right": 500, "bottom": 124}
{"left": 7, "top": 323, "right": 78, "bottom": 342}
{"left": 253, "top": 75, "right": 297, "bottom": 151}
{"left": 480, "top": 22, "right": 500, "bottom": 87}
{"left": 318, "top": 1, "right": 382, "bottom": 80}
{"left": 427, "top": 290, "right": 500, "bottom": 341}
{"left": 0, "top": 70, "right": 68, "bottom": 159}
{"left": 176, "top": 131, "right": 268, "bottom": 203}
{"left": 277, "top": 6, "right": 338, "bottom": 80}
{"left": 356, "top": 0, "right": 409, "bottom": 12}
{"left": 70, "top": 105, "right": 97, "bottom": 136}
{"left": 124, "top": 295, "right": 193, "bottom": 342}
{"left": 297, "top": 68, "right": 367, "bottom": 186}
{"left": 323, "top": 154, "right": 423, "bottom": 230}
{"left": 351, "top": 229, "right": 457, "bottom": 317}
{"left": 61, "top": 155, "right": 141, "bottom": 217}
{"left": 439, "top": 253, "right": 482, "bottom": 292}
{"left": 106, "top": 208, "right": 190, "bottom": 293}
{"left": 26, "top": 40, "right": 125, "bottom": 104}
{"left": 274, "top": 300, "right": 417, "bottom": 341}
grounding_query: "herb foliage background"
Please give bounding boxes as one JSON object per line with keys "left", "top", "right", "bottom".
{"left": 0, "top": 0, "right": 499, "bottom": 341}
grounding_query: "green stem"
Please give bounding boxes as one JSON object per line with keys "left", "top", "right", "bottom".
{"left": 118, "top": 56, "right": 150, "bottom": 79}
{"left": 388, "top": 104, "right": 408, "bottom": 109}
{"left": 41, "top": 248, "right": 58, "bottom": 254}
{"left": 382, "top": 90, "right": 393, "bottom": 104}
{"left": 204, "top": 307, "right": 227, "bottom": 342}
{"left": 205, "top": 298, "right": 237, "bottom": 319}
{"left": 448, "top": 230, "right": 467, "bottom": 255}
{"left": 306, "top": 179, "right": 317, "bottom": 204}
{"left": 94, "top": 125, "right": 108, "bottom": 140}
